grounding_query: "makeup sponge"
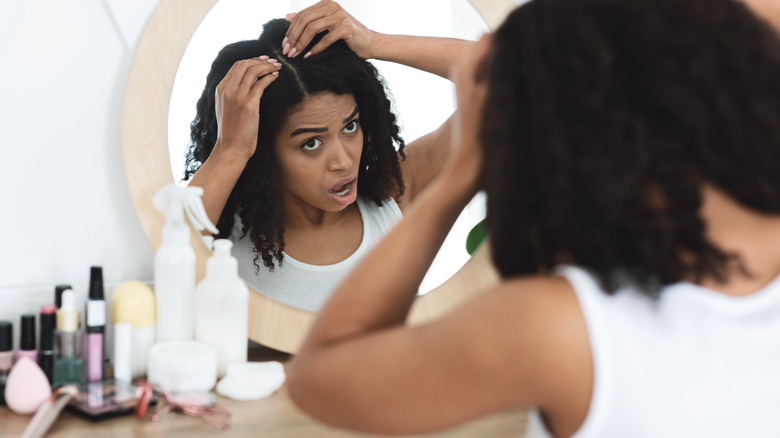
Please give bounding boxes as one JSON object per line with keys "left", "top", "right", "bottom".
{"left": 5, "top": 357, "right": 52, "bottom": 415}
{"left": 216, "top": 361, "right": 285, "bottom": 401}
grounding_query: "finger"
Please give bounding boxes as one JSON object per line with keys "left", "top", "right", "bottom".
{"left": 237, "top": 58, "right": 282, "bottom": 92}
{"left": 219, "top": 57, "right": 269, "bottom": 94}
{"left": 247, "top": 69, "right": 280, "bottom": 104}
{"left": 289, "top": 14, "right": 345, "bottom": 58}
{"left": 284, "top": 0, "right": 339, "bottom": 55}
{"left": 303, "top": 26, "right": 348, "bottom": 58}
{"left": 285, "top": 12, "right": 297, "bottom": 22}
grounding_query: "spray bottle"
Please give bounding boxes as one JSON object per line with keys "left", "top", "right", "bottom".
{"left": 195, "top": 239, "right": 248, "bottom": 377}
{"left": 153, "top": 183, "right": 218, "bottom": 342}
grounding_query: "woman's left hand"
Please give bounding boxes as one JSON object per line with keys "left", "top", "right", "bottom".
{"left": 445, "top": 33, "right": 492, "bottom": 195}
{"left": 283, "top": 0, "right": 374, "bottom": 59}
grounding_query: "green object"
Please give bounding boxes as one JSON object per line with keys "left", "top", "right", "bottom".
{"left": 466, "top": 219, "right": 487, "bottom": 255}
{"left": 53, "top": 358, "right": 84, "bottom": 387}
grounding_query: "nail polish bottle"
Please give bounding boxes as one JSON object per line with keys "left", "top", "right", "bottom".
{"left": 17, "top": 314, "right": 37, "bottom": 363}
{"left": 39, "top": 304, "right": 57, "bottom": 384}
{"left": 0, "top": 320, "right": 12, "bottom": 405}
{"left": 53, "top": 290, "right": 84, "bottom": 387}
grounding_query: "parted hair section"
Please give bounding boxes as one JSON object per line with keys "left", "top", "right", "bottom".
{"left": 184, "top": 18, "right": 405, "bottom": 271}
{"left": 481, "top": 0, "right": 780, "bottom": 295}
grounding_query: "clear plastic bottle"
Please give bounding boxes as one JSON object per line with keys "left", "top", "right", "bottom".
{"left": 153, "top": 184, "right": 218, "bottom": 342}
{"left": 195, "top": 239, "right": 248, "bottom": 377}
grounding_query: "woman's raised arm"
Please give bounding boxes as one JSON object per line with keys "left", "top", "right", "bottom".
{"left": 282, "top": 0, "right": 473, "bottom": 79}
{"left": 188, "top": 57, "right": 281, "bottom": 227}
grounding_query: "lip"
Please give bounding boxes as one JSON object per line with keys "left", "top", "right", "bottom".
{"left": 327, "top": 176, "right": 358, "bottom": 207}
{"left": 328, "top": 176, "right": 357, "bottom": 193}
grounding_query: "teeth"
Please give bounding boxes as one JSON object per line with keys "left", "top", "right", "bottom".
{"left": 331, "top": 182, "right": 351, "bottom": 196}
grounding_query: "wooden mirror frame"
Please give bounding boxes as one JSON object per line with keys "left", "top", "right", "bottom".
{"left": 122, "top": 0, "right": 516, "bottom": 353}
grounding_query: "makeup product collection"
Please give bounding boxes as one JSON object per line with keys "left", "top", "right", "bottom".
{"left": 3, "top": 186, "right": 286, "bottom": 434}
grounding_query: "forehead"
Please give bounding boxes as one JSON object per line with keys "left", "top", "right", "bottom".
{"left": 280, "top": 92, "right": 358, "bottom": 131}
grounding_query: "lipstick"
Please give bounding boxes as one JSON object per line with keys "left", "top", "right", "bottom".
{"left": 85, "top": 266, "right": 106, "bottom": 382}
{"left": 39, "top": 304, "right": 57, "bottom": 383}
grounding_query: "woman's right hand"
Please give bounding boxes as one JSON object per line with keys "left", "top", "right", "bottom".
{"left": 213, "top": 56, "right": 282, "bottom": 162}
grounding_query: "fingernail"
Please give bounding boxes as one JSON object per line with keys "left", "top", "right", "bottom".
{"left": 274, "top": 62, "right": 282, "bottom": 68}
{"left": 289, "top": 47, "right": 298, "bottom": 58}
{"left": 267, "top": 58, "right": 277, "bottom": 63}
{"left": 272, "top": 71, "right": 279, "bottom": 76}
{"left": 282, "top": 37, "right": 288, "bottom": 47}
{"left": 283, "top": 42, "right": 290, "bottom": 55}
{"left": 303, "top": 51, "right": 312, "bottom": 59}
{"left": 259, "top": 55, "right": 269, "bottom": 60}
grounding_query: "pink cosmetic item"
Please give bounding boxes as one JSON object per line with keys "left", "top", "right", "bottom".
{"left": 20, "top": 384, "right": 77, "bottom": 438}
{"left": 1, "top": 320, "right": 13, "bottom": 406}
{"left": 4, "top": 357, "right": 52, "bottom": 415}
{"left": 18, "top": 314, "right": 37, "bottom": 363}
{"left": 85, "top": 266, "right": 106, "bottom": 382}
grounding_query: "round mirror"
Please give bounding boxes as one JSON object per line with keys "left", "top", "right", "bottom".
{"left": 123, "top": 0, "right": 515, "bottom": 352}
{"left": 167, "top": 0, "right": 487, "bottom": 312}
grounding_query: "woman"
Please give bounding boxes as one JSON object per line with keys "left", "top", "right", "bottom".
{"left": 287, "top": 0, "right": 780, "bottom": 436}
{"left": 184, "top": 1, "right": 472, "bottom": 310}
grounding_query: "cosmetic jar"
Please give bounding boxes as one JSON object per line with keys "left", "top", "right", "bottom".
{"left": 147, "top": 341, "right": 217, "bottom": 392}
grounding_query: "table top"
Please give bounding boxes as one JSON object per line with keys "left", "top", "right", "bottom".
{"left": 0, "top": 346, "right": 528, "bottom": 437}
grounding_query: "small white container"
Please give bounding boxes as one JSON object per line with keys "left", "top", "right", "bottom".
{"left": 195, "top": 239, "right": 249, "bottom": 377}
{"left": 147, "top": 341, "right": 217, "bottom": 392}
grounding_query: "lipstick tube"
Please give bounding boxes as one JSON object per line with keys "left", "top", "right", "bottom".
{"left": 39, "top": 304, "right": 57, "bottom": 384}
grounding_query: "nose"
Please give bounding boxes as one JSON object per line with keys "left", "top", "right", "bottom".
{"left": 327, "top": 139, "right": 354, "bottom": 172}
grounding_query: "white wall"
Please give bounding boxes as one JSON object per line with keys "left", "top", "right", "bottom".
{"left": 0, "top": 0, "right": 491, "bottom": 349}
{"left": 0, "top": 0, "right": 159, "bottom": 347}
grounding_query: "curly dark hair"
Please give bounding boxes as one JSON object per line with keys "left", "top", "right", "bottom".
{"left": 481, "top": 0, "right": 780, "bottom": 295}
{"left": 184, "top": 18, "right": 405, "bottom": 271}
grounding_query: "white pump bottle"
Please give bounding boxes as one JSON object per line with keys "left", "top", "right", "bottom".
{"left": 153, "top": 183, "right": 218, "bottom": 342}
{"left": 195, "top": 239, "right": 248, "bottom": 377}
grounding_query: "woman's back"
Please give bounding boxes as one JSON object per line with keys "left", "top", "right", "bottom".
{"left": 529, "top": 264, "right": 780, "bottom": 437}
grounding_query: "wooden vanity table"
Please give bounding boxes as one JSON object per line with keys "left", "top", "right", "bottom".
{"left": 0, "top": 346, "right": 528, "bottom": 438}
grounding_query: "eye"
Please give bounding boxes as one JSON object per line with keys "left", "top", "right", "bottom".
{"left": 301, "top": 137, "right": 322, "bottom": 151}
{"left": 343, "top": 120, "right": 359, "bottom": 134}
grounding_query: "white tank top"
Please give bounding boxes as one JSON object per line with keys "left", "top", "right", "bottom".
{"left": 527, "top": 265, "right": 780, "bottom": 438}
{"left": 230, "top": 197, "right": 402, "bottom": 312}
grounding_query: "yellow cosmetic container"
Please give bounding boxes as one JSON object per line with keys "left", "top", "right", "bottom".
{"left": 111, "top": 281, "right": 156, "bottom": 379}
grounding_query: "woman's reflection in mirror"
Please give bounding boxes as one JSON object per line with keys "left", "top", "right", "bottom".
{"left": 184, "top": 1, "right": 473, "bottom": 311}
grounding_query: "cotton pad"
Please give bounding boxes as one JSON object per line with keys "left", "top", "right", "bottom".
{"left": 216, "top": 361, "right": 285, "bottom": 401}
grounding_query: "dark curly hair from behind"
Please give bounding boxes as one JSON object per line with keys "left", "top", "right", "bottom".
{"left": 184, "top": 18, "right": 405, "bottom": 271}
{"left": 482, "top": 0, "right": 780, "bottom": 295}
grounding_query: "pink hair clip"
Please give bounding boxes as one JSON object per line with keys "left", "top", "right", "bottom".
{"left": 135, "top": 382, "right": 231, "bottom": 429}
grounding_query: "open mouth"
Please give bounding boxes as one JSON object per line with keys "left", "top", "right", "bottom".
{"left": 328, "top": 181, "right": 353, "bottom": 197}
{"left": 328, "top": 177, "right": 356, "bottom": 197}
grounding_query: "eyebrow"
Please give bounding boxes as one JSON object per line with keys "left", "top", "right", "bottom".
{"left": 289, "top": 106, "right": 360, "bottom": 137}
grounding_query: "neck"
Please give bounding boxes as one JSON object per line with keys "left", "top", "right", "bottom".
{"left": 283, "top": 194, "right": 358, "bottom": 231}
